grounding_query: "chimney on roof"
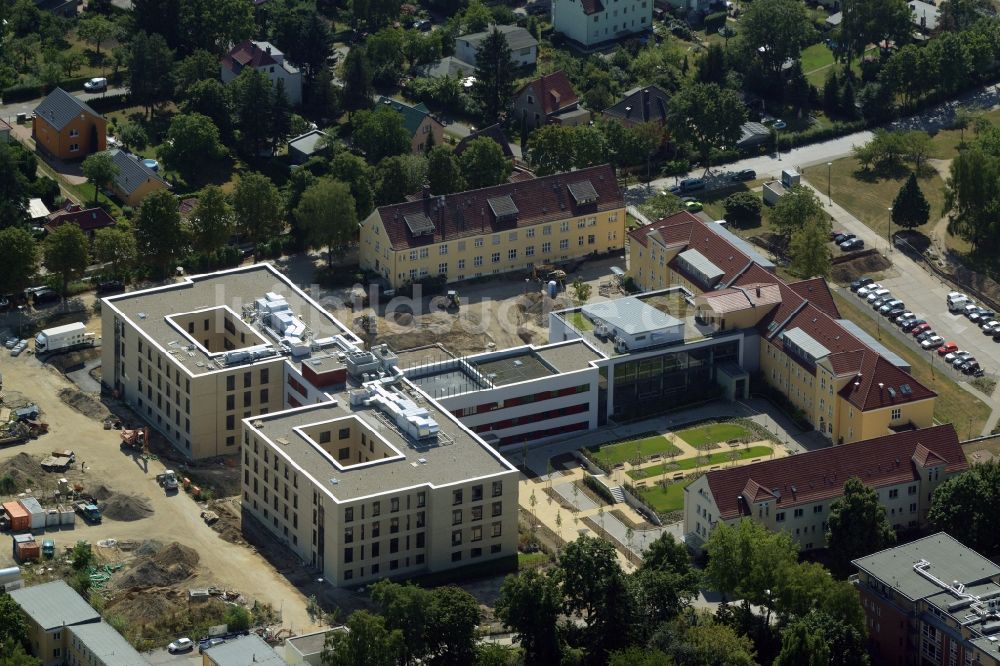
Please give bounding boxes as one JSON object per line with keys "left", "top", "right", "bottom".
{"left": 756, "top": 287, "right": 761, "bottom": 297}
{"left": 422, "top": 184, "right": 430, "bottom": 199}
{"left": 878, "top": 382, "right": 884, "bottom": 391}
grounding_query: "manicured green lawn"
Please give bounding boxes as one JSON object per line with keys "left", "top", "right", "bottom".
{"left": 517, "top": 552, "right": 550, "bottom": 570}
{"left": 628, "top": 445, "right": 774, "bottom": 480}
{"left": 567, "top": 312, "right": 593, "bottom": 332}
{"left": 801, "top": 43, "right": 835, "bottom": 74}
{"left": 635, "top": 477, "right": 694, "bottom": 513}
{"left": 676, "top": 422, "right": 751, "bottom": 448}
{"left": 588, "top": 434, "right": 681, "bottom": 467}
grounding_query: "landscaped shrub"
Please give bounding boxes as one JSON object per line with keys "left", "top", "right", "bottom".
{"left": 582, "top": 474, "right": 615, "bottom": 505}
{"left": 704, "top": 11, "right": 727, "bottom": 33}
{"left": 2, "top": 83, "right": 43, "bottom": 104}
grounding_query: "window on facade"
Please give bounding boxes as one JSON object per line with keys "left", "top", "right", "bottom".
{"left": 452, "top": 530, "right": 462, "bottom": 546}
{"left": 891, "top": 408, "right": 902, "bottom": 420}
{"left": 492, "top": 501, "right": 502, "bottom": 517}
{"left": 491, "top": 252, "right": 501, "bottom": 263}
{"left": 453, "top": 509, "right": 462, "bottom": 525}
{"left": 560, "top": 239, "right": 569, "bottom": 250}
{"left": 491, "top": 522, "right": 502, "bottom": 537}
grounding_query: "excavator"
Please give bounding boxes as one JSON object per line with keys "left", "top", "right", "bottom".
{"left": 120, "top": 425, "right": 149, "bottom": 452}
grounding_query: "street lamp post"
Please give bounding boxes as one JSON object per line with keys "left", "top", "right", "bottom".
{"left": 827, "top": 162, "right": 833, "bottom": 205}
{"left": 887, "top": 206, "right": 893, "bottom": 254}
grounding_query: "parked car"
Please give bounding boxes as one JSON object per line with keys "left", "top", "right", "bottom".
{"left": 83, "top": 77, "right": 107, "bottom": 92}
{"left": 867, "top": 288, "right": 891, "bottom": 303}
{"left": 943, "top": 350, "right": 968, "bottom": 363}
{"left": 886, "top": 306, "right": 906, "bottom": 320}
{"left": 910, "top": 322, "right": 931, "bottom": 335}
{"left": 840, "top": 238, "right": 865, "bottom": 251}
{"left": 872, "top": 295, "right": 894, "bottom": 310}
{"left": 32, "top": 289, "right": 59, "bottom": 305}
{"left": 731, "top": 169, "right": 756, "bottom": 181}
{"left": 937, "top": 342, "right": 958, "bottom": 356}
{"left": 961, "top": 303, "right": 980, "bottom": 318}
{"left": 773, "top": 119, "right": 787, "bottom": 129}
{"left": 916, "top": 330, "right": 937, "bottom": 343}
{"left": 981, "top": 321, "right": 1000, "bottom": 334}
{"left": 921, "top": 335, "right": 945, "bottom": 349}
{"left": 992, "top": 330, "right": 1000, "bottom": 342}
{"left": 833, "top": 232, "right": 852, "bottom": 244}
{"left": 850, "top": 277, "right": 875, "bottom": 292}
{"left": 894, "top": 312, "right": 916, "bottom": 324}
{"left": 857, "top": 283, "right": 882, "bottom": 298}
{"left": 678, "top": 177, "right": 706, "bottom": 193}
{"left": 168, "top": 638, "right": 194, "bottom": 654}
{"left": 879, "top": 299, "right": 904, "bottom": 314}
{"left": 199, "top": 638, "right": 225, "bottom": 653}
{"left": 951, "top": 352, "right": 974, "bottom": 367}
{"left": 684, "top": 199, "right": 704, "bottom": 213}
{"left": 969, "top": 309, "right": 995, "bottom": 323}
{"left": 960, "top": 359, "right": 980, "bottom": 374}
{"left": 96, "top": 280, "right": 124, "bottom": 294}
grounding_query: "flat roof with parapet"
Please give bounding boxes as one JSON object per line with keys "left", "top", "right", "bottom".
{"left": 102, "top": 264, "right": 355, "bottom": 376}
{"left": 582, "top": 296, "right": 683, "bottom": 336}
{"left": 534, "top": 339, "right": 605, "bottom": 372}
{"left": 246, "top": 381, "right": 514, "bottom": 502}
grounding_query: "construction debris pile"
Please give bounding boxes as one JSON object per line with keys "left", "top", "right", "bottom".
{"left": 116, "top": 541, "right": 199, "bottom": 589}
{"left": 92, "top": 485, "right": 154, "bottom": 522}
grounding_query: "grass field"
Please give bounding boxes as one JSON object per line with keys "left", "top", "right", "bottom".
{"left": 832, "top": 293, "right": 991, "bottom": 437}
{"left": 801, "top": 158, "right": 948, "bottom": 242}
{"left": 628, "top": 445, "right": 774, "bottom": 480}
{"left": 635, "top": 477, "right": 694, "bottom": 513}
{"left": 567, "top": 312, "right": 593, "bottom": 332}
{"left": 588, "top": 434, "right": 681, "bottom": 467}
{"left": 517, "top": 552, "right": 550, "bottom": 570}
{"left": 676, "top": 422, "right": 751, "bottom": 447}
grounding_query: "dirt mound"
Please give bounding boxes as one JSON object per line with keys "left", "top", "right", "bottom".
{"left": 58, "top": 388, "right": 110, "bottom": 420}
{"left": 100, "top": 492, "right": 154, "bottom": 522}
{"left": 135, "top": 539, "right": 164, "bottom": 558}
{"left": 831, "top": 250, "right": 893, "bottom": 283}
{"left": 117, "top": 542, "right": 198, "bottom": 589}
{"left": 105, "top": 586, "right": 184, "bottom": 624}
{"left": 0, "top": 453, "right": 44, "bottom": 492}
{"left": 91, "top": 484, "right": 114, "bottom": 501}
{"left": 48, "top": 348, "right": 100, "bottom": 373}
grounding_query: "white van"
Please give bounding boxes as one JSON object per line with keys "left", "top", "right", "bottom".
{"left": 947, "top": 293, "right": 969, "bottom": 312}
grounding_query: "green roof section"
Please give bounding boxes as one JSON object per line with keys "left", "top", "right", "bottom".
{"left": 376, "top": 96, "right": 430, "bottom": 136}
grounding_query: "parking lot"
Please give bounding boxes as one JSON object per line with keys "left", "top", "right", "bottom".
{"left": 847, "top": 280, "right": 997, "bottom": 381}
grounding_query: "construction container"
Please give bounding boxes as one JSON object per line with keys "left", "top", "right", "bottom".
{"left": 19, "top": 498, "right": 45, "bottom": 530}
{"left": 12, "top": 534, "right": 34, "bottom": 559}
{"left": 15, "top": 541, "right": 40, "bottom": 563}
{"left": 0, "top": 566, "right": 22, "bottom": 592}
{"left": 57, "top": 505, "right": 75, "bottom": 526}
{"left": 2, "top": 501, "right": 30, "bottom": 532}
{"left": 45, "top": 510, "right": 60, "bottom": 528}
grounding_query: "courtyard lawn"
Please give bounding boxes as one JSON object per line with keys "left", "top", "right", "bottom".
{"left": 635, "top": 477, "right": 694, "bottom": 513}
{"left": 628, "top": 445, "right": 774, "bottom": 480}
{"left": 588, "top": 434, "right": 682, "bottom": 468}
{"left": 676, "top": 422, "right": 751, "bottom": 448}
{"left": 567, "top": 312, "right": 593, "bottom": 332}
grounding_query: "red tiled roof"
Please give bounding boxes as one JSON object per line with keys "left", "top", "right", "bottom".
{"left": 838, "top": 351, "right": 936, "bottom": 411}
{"left": 516, "top": 71, "right": 579, "bottom": 116}
{"left": 705, "top": 424, "right": 967, "bottom": 520}
{"left": 627, "top": 211, "right": 696, "bottom": 249}
{"left": 373, "top": 164, "right": 622, "bottom": 251}
{"left": 912, "top": 443, "right": 948, "bottom": 468}
{"left": 788, "top": 277, "right": 840, "bottom": 318}
{"left": 580, "top": 0, "right": 605, "bottom": 14}
{"left": 454, "top": 124, "right": 514, "bottom": 158}
{"left": 828, "top": 349, "right": 866, "bottom": 375}
{"left": 222, "top": 40, "right": 275, "bottom": 73}
{"left": 44, "top": 204, "right": 115, "bottom": 234}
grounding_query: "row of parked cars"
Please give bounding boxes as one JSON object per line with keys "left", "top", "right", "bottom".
{"left": 832, "top": 230, "right": 865, "bottom": 252}
{"left": 850, "top": 279, "right": 986, "bottom": 377}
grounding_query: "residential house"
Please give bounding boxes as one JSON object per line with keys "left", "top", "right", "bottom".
{"left": 28, "top": 198, "right": 51, "bottom": 222}
{"left": 737, "top": 121, "right": 771, "bottom": 150}
{"left": 107, "top": 149, "right": 168, "bottom": 207}
{"left": 454, "top": 124, "right": 515, "bottom": 159}
{"left": 629, "top": 211, "right": 937, "bottom": 444}
{"left": 455, "top": 25, "right": 538, "bottom": 67}
{"left": 360, "top": 164, "right": 624, "bottom": 288}
{"left": 513, "top": 71, "right": 589, "bottom": 130}
{"left": 33, "top": 0, "right": 77, "bottom": 17}
{"left": 32, "top": 87, "right": 107, "bottom": 160}
{"left": 908, "top": 0, "right": 940, "bottom": 33}
{"left": 603, "top": 85, "right": 670, "bottom": 128}
{"left": 853, "top": 532, "right": 1000, "bottom": 666}
{"left": 683, "top": 424, "right": 965, "bottom": 548}
{"left": 10, "top": 580, "right": 149, "bottom": 666}
{"left": 203, "top": 634, "right": 284, "bottom": 666}
{"left": 375, "top": 97, "right": 444, "bottom": 154}
{"left": 221, "top": 40, "right": 302, "bottom": 105}
{"left": 552, "top": 0, "right": 652, "bottom": 49}
{"left": 287, "top": 129, "right": 330, "bottom": 165}
{"left": 44, "top": 202, "right": 116, "bottom": 237}
{"left": 415, "top": 56, "right": 476, "bottom": 80}
{"left": 284, "top": 629, "right": 347, "bottom": 665}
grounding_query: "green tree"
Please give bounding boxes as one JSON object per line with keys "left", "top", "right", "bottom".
{"left": 472, "top": 27, "right": 515, "bottom": 123}
{"left": 570, "top": 278, "right": 592, "bottom": 302}
{"left": 352, "top": 105, "right": 411, "bottom": 163}
{"left": 174, "top": 49, "right": 220, "bottom": 95}
{"left": 697, "top": 43, "right": 728, "bottom": 84}
{"left": 178, "top": 0, "right": 254, "bottom": 55}
{"left": 190, "top": 185, "right": 233, "bottom": 254}
{"left": 321, "top": 610, "right": 405, "bottom": 666}
{"left": 0, "top": 639, "right": 39, "bottom": 666}
{"left": 790, "top": 218, "right": 832, "bottom": 278}
{"left": 724, "top": 192, "right": 763, "bottom": 227}
{"left": 527, "top": 125, "right": 575, "bottom": 176}
{"left": 771, "top": 185, "right": 825, "bottom": 237}
{"left": 774, "top": 618, "right": 831, "bottom": 666}
{"left": 71, "top": 541, "right": 94, "bottom": 570}
{"left": 0, "top": 591, "right": 30, "bottom": 648}
{"left": 342, "top": 47, "right": 374, "bottom": 118}
{"left": 44, "top": 225, "right": 90, "bottom": 298}
{"left": 427, "top": 146, "right": 464, "bottom": 195}
{"left": 270, "top": 79, "right": 293, "bottom": 153}
{"left": 271, "top": 8, "right": 332, "bottom": 85}
{"left": 474, "top": 643, "right": 518, "bottom": 666}
{"left": 608, "top": 647, "right": 674, "bottom": 666}
{"left": 571, "top": 124, "right": 608, "bottom": 169}
{"left": 944, "top": 147, "right": 1000, "bottom": 250}
{"left": 232, "top": 172, "right": 284, "bottom": 246}
{"left": 939, "top": 0, "right": 992, "bottom": 31}
{"left": 738, "top": 0, "right": 811, "bottom": 83}
{"left": 307, "top": 67, "right": 342, "bottom": 124}
{"left": 135, "top": 189, "right": 186, "bottom": 278}
{"left": 127, "top": 32, "right": 174, "bottom": 118}
{"left": 458, "top": 137, "right": 512, "bottom": 189}
{"left": 375, "top": 154, "right": 428, "bottom": 205}
{"left": 77, "top": 15, "right": 115, "bottom": 55}
{"left": 180, "top": 79, "right": 233, "bottom": 142}
{"left": 495, "top": 570, "right": 561, "bottom": 665}
{"left": 81, "top": 152, "right": 119, "bottom": 206}
{"left": 93, "top": 227, "right": 137, "bottom": 276}
{"left": 892, "top": 173, "right": 931, "bottom": 231}
{"left": 232, "top": 69, "right": 274, "bottom": 157}
{"left": 367, "top": 28, "right": 405, "bottom": 85}
{"left": 653, "top": 615, "right": 759, "bottom": 666}
{"left": 0, "top": 144, "right": 29, "bottom": 229}
{"left": 705, "top": 519, "right": 798, "bottom": 621}
{"left": 840, "top": 0, "right": 912, "bottom": 63}
{"left": 669, "top": 83, "right": 747, "bottom": 173}
{"left": 294, "top": 179, "right": 357, "bottom": 267}
{"left": 329, "top": 152, "right": 375, "bottom": 219}
{"left": 224, "top": 605, "right": 251, "bottom": 631}
{"left": 826, "top": 477, "right": 897, "bottom": 576}
{"left": 116, "top": 122, "right": 149, "bottom": 152}
{"left": 928, "top": 461, "right": 1000, "bottom": 554}
{"left": 823, "top": 69, "right": 840, "bottom": 114}
{"left": 430, "top": 586, "right": 481, "bottom": 665}
{"left": 158, "top": 113, "right": 227, "bottom": 181}
{"left": 639, "top": 192, "right": 686, "bottom": 222}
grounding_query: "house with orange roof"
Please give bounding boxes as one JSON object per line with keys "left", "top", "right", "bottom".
{"left": 683, "top": 424, "right": 966, "bottom": 549}
{"left": 513, "top": 71, "right": 590, "bottom": 130}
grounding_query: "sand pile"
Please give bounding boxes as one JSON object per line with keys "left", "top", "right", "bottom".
{"left": 100, "top": 492, "right": 154, "bottom": 522}
{"left": 58, "top": 388, "right": 109, "bottom": 420}
{"left": 134, "top": 540, "right": 164, "bottom": 558}
{"left": 117, "top": 542, "right": 199, "bottom": 589}
{"left": 0, "top": 453, "right": 44, "bottom": 491}
{"left": 105, "top": 587, "right": 183, "bottom": 624}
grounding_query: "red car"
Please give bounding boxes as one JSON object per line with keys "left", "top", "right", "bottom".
{"left": 911, "top": 322, "right": 931, "bottom": 336}
{"left": 937, "top": 342, "right": 958, "bottom": 356}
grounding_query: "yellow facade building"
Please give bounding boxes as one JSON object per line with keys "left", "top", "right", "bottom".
{"left": 360, "top": 164, "right": 625, "bottom": 289}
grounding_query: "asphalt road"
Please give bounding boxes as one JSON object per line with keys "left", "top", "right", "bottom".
{"left": 0, "top": 87, "right": 128, "bottom": 124}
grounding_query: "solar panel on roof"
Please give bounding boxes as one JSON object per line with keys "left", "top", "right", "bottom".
{"left": 404, "top": 213, "right": 435, "bottom": 236}
{"left": 568, "top": 180, "right": 599, "bottom": 205}
{"left": 487, "top": 195, "right": 518, "bottom": 220}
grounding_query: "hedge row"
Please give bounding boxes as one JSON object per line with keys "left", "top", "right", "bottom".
{"left": 582, "top": 474, "right": 616, "bottom": 505}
